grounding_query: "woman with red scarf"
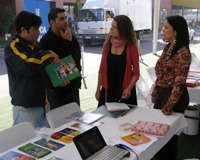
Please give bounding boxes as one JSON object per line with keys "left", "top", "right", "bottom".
{"left": 95, "top": 15, "right": 140, "bottom": 107}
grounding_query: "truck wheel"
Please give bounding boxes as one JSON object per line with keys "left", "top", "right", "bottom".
{"left": 83, "top": 39, "right": 91, "bottom": 46}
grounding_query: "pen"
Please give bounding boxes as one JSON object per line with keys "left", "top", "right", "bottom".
{"left": 119, "top": 98, "right": 123, "bottom": 102}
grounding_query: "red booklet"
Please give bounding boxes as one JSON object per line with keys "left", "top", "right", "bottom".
{"left": 131, "top": 120, "right": 170, "bottom": 136}
{"left": 51, "top": 132, "right": 73, "bottom": 144}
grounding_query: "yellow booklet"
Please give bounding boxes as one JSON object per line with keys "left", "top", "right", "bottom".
{"left": 121, "top": 132, "right": 151, "bottom": 146}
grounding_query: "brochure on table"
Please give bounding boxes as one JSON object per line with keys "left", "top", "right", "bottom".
{"left": 0, "top": 106, "right": 185, "bottom": 160}
{"left": 0, "top": 120, "right": 157, "bottom": 158}
{"left": 109, "top": 131, "right": 158, "bottom": 152}
{"left": 0, "top": 121, "right": 91, "bottom": 160}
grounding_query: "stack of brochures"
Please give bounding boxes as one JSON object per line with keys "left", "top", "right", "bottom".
{"left": 51, "top": 127, "right": 81, "bottom": 144}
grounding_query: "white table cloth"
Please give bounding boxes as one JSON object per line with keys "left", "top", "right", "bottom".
{"left": 0, "top": 107, "right": 187, "bottom": 160}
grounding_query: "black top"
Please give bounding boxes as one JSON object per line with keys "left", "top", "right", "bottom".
{"left": 98, "top": 45, "right": 137, "bottom": 107}
{"left": 107, "top": 45, "right": 126, "bottom": 102}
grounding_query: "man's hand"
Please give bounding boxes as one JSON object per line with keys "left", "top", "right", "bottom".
{"left": 60, "top": 80, "right": 70, "bottom": 87}
{"left": 59, "top": 27, "right": 72, "bottom": 41}
{"left": 50, "top": 51, "right": 59, "bottom": 64}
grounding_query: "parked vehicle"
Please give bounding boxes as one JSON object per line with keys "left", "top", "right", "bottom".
{"left": 76, "top": 0, "right": 152, "bottom": 45}
{"left": 71, "top": 20, "right": 79, "bottom": 38}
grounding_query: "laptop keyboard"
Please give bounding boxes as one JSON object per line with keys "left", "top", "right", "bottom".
{"left": 88, "top": 146, "right": 128, "bottom": 160}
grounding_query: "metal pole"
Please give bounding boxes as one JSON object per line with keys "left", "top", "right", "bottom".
{"left": 81, "top": 46, "right": 87, "bottom": 89}
{"left": 152, "top": 0, "right": 161, "bottom": 55}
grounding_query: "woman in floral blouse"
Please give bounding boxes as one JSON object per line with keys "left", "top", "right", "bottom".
{"left": 152, "top": 15, "right": 191, "bottom": 160}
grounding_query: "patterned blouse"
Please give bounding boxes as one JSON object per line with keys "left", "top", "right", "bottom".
{"left": 152, "top": 43, "right": 191, "bottom": 111}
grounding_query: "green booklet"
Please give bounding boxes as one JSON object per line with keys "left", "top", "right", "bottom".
{"left": 45, "top": 55, "right": 80, "bottom": 87}
{"left": 18, "top": 143, "right": 51, "bottom": 158}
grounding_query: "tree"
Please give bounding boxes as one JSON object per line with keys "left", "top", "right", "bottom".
{"left": 0, "top": 5, "right": 15, "bottom": 34}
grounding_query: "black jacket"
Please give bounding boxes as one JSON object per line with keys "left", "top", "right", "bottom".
{"left": 4, "top": 34, "right": 54, "bottom": 108}
{"left": 40, "top": 28, "right": 82, "bottom": 94}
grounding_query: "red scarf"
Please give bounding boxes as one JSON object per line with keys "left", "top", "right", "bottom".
{"left": 111, "top": 37, "right": 126, "bottom": 47}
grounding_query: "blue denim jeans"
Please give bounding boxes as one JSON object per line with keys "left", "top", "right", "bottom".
{"left": 13, "top": 105, "right": 49, "bottom": 129}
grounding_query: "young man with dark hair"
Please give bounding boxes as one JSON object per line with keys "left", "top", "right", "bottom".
{"left": 40, "top": 8, "right": 82, "bottom": 110}
{"left": 4, "top": 11, "right": 59, "bottom": 128}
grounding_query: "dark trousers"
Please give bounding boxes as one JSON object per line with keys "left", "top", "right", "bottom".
{"left": 48, "top": 89, "right": 80, "bottom": 110}
{"left": 153, "top": 86, "right": 189, "bottom": 160}
{"left": 154, "top": 135, "right": 178, "bottom": 160}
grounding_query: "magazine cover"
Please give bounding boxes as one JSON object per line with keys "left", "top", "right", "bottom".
{"left": 34, "top": 138, "right": 65, "bottom": 151}
{"left": 18, "top": 143, "right": 51, "bottom": 158}
{"left": 0, "top": 150, "right": 35, "bottom": 160}
{"left": 121, "top": 132, "right": 151, "bottom": 146}
{"left": 59, "top": 127, "right": 81, "bottom": 137}
{"left": 51, "top": 132, "right": 73, "bottom": 144}
{"left": 45, "top": 55, "right": 80, "bottom": 87}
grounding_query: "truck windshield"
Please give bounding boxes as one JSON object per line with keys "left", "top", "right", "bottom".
{"left": 78, "top": 9, "right": 104, "bottom": 21}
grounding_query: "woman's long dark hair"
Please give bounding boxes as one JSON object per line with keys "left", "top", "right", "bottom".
{"left": 106, "top": 15, "right": 138, "bottom": 46}
{"left": 166, "top": 15, "right": 190, "bottom": 56}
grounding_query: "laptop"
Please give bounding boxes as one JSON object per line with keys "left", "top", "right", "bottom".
{"left": 73, "top": 126, "right": 129, "bottom": 160}
{"left": 93, "top": 104, "right": 136, "bottom": 118}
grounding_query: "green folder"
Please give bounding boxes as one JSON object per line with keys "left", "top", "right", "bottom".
{"left": 45, "top": 55, "right": 80, "bottom": 87}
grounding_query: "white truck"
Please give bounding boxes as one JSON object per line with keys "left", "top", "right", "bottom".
{"left": 76, "top": 0, "right": 152, "bottom": 45}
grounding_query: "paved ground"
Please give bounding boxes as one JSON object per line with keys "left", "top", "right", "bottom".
{"left": 0, "top": 43, "right": 200, "bottom": 131}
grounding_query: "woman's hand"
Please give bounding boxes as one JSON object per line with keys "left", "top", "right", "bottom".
{"left": 151, "top": 87, "right": 157, "bottom": 103}
{"left": 121, "top": 88, "right": 131, "bottom": 100}
{"left": 162, "top": 107, "right": 173, "bottom": 115}
{"left": 95, "top": 89, "right": 100, "bottom": 101}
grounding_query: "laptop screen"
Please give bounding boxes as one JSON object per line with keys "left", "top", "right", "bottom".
{"left": 73, "top": 126, "right": 107, "bottom": 159}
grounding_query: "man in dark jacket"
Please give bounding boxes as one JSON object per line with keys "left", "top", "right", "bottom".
{"left": 40, "top": 8, "right": 82, "bottom": 110}
{"left": 4, "top": 11, "right": 58, "bottom": 128}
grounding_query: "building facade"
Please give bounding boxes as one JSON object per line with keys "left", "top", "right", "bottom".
{"left": 0, "top": 0, "right": 86, "bottom": 36}
{"left": 0, "top": 0, "right": 180, "bottom": 37}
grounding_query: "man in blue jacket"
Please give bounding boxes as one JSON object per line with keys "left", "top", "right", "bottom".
{"left": 4, "top": 11, "right": 59, "bottom": 128}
